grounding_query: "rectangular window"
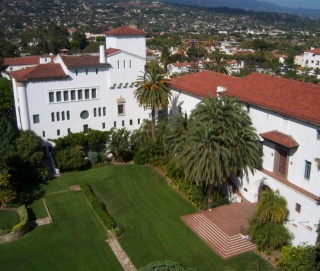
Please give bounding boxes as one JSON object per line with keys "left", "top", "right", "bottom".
{"left": 130, "top": 60, "right": 132, "bottom": 68}
{"left": 67, "top": 111, "right": 70, "bottom": 120}
{"left": 63, "top": 91, "right": 69, "bottom": 101}
{"left": 71, "top": 90, "right": 76, "bottom": 100}
{"left": 114, "top": 121, "right": 116, "bottom": 128}
{"left": 78, "top": 89, "right": 83, "bottom": 100}
{"left": 51, "top": 112, "right": 55, "bottom": 122}
{"left": 33, "top": 114, "right": 40, "bottom": 124}
{"left": 304, "top": 161, "right": 311, "bottom": 180}
{"left": 56, "top": 91, "right": 62, "bottom": 102}
{"left": 117, "top": 60, "right": 120, "bottom": 69}
{"left": 295, "top": 203, "right": 301, "bottom": 213}
{"left": 86, "top": 69, "right": 88, "bottom": 75}
{"left": 102, "top": 123, "right": 105, "bottom": 129}
{"left": 57, "top": 129, "right": 60, "bottom": 136}
{"left": 83, "top": 124, "right": 88, "bottom": 134}
{"left": 98, "top": 107, "right": 101, "bottom": 116}
{"left": 124, "top": 60, "right": 126, "bottom": 69}
{"left": 103, "top": 107, "right": 106, "bottom": 116}
{"left": 96, "top": 68, "right": 98, "bottom": 74}
{"left": 118, "top": 104, "right": 124, "bottom": 115}
{"left": 62, "top": 111, "right": 65, "bottom": 121}
{"left": 75, "top": 69, "right": 78, "bottom": 76}
{"left": 49, "top": 92, "right": 54, "bottom": 103}
{"left": 56, "top": 112, "right": 60, "bottom": 121}
{"left": 92, "top": 88, "right": 96, "bottom": 99}
{"left": 138, "top": 118, "right": 140, "bottom": 125}
{"left": 85, "top": 89, "right": 90, "bottom": 99}
{"left": 130, "top": 119, "right": 133, "bottom": 125}
{"left": 67, "top": 128, "right": 71, "bottom": 134}
{"left": 42, "top": 131, "right": 45, "bottom": 137}
{"left": 94, "top": 108, "right": 97, "bottom": 117}
{"left": 122, "top": 120, "right": 125, "bottom": 127}
{"left": 317, "top": 130, "right": 320, "bottom": 140}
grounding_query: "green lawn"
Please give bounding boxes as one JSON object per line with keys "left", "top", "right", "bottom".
{"left": 0, "top": 210, "right": 20, "bottom": 229}
{"left": 0, "top": 165, "right": 274, "bottom": 271}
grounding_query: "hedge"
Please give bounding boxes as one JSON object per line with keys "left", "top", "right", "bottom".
{"left": 12, "top": 205, "right": 29, "bottom": 232}
{"left": 80, "top": 184, "right": 118, "bottom": 232}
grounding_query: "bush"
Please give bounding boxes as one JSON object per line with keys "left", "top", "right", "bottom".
{"left": 55, "top": 146, "right": 91, "bottom": 172}
{"left": 88, "top": 151, "right": 99, "bottom": 164}
{"left": 139, "top": 260, "right": 197, "bottom": 271}
{"left": 171, "top": 178, "right": 206, "bottom": 210}
{"left": 80, "top": 184, "right": 116, "bottom": 230}
{"left": 12, "top": 205, "right": 29, "bottom": 232}
{"left": 133, "top": 152, "right": 147, "bottom": 165}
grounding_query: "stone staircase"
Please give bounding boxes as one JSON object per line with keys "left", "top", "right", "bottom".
{"left": 182, "top": 213, "right": 256, "bottom": 258}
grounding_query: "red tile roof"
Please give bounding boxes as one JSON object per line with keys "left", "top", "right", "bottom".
{"left": 60, "top": 55, "right": 109, "bottom": 68}
{"left": 3, "top": 55, "right": 53, "bottom": 66}
{"left": 103, "top": 26, "right": 146, "bottom": 36}
{"left": 259, "top": 130, "right": 299, "bottom": 149}
{"left": 169, "top": 71, "right": 240, "bottom": 98}
{"left": 106, "top": 48, "right": 121, "bottom": 56}
{"left": 10, "top": 63, "right": 68, "bottom": 82}
{"left": 306, "top": 48, "right": 320, "bottom": 54}
{"left": 224, "top": 72, "right": 320, "bottom": 126}
{"left": 169, "top": 71, "right": 320, "bottom": 126}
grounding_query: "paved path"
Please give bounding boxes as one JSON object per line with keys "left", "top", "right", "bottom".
{"left": 106, "top": 231, "right": 137, "bottom": 271}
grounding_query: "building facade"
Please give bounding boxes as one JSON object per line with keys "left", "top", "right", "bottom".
{"left": 169, "top": 71, "right": 320, "bottom": 246}
{"left": 10, "top": 26, "right": 150, "bottom": 146}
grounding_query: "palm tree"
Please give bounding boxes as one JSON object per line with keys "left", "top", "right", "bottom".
{"left": 134, "top": 65, "right": 172, "bottom": 141}
{"left": 206, "top": 48, "right": 230, "bottom": 75}
{"left": 175, "top": 96, "right": 261, "bottom": 207}
{"left": 256, "top": 190, "right": 287, "bottom": 224}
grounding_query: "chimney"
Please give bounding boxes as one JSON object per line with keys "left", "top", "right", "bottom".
{"left": 99, "top": 44, "right": 106, "bottom": 63}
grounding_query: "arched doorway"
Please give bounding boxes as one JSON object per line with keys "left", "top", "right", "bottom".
{"left": 258, "top": 183, "right": 272, "bottom": 200}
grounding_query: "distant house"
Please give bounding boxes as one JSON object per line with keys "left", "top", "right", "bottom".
{"left": 302, "top": 48, "right": 320, "bottom": 78}
{"left": 167, "top": 61, "right": 195, "bottom": 77}
{"left": 168, "top": 71, "right": 320, "bottom": 247}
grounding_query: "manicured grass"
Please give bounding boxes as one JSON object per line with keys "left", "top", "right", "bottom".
{"left": 0, "top": 191, "right": 123, "bottom": 271}
{"left": 0, "top": 210, "right": 20, "bottom": 229}
{"left": 0, "top": 165, "right": 274, "bottom": 271}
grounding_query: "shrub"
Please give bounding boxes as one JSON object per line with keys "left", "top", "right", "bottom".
{"left": 88, "top": 151, "right": 99, "bottom": 164}
{"left": 139, "top": 260, "right": 197, "bottom": 271}
{"left": 12, "top": 205, "right": 29, "bottom": 232}
{"left": 171, "top": 178, "right": 206, "bottom": 210}
{"left": 133, "top": 152, "right": 147, "bottom": 165}
{"left": 55, "top": 146, "right": 91, "bottom": 172}
{"left": 80, "top": 184, "right": 116, "bottom": 230}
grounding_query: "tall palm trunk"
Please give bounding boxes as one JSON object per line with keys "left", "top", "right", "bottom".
{"left": 151, "top": 109, "right": 156, "bottom": 142}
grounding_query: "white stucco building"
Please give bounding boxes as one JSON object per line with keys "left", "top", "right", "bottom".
{"left": 10, "top": 26, "right": 149, "bottom": 146}
{"left": 302, "top": 48, "right": 320, "bottom": 77}
{"left": 169, "top": 71, "right": 320, "bottom": 246}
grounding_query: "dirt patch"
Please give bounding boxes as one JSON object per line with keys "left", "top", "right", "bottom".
{"left": 69, "top": 185, "right": 81, "bottom": 191}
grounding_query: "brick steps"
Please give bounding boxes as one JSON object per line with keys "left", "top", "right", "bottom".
{"left": 182, "top": 213, "right": 256, "bottom": 258}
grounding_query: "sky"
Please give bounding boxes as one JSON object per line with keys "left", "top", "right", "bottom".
{"left": 263, "top": 0, "right": 320, "bottom": 9}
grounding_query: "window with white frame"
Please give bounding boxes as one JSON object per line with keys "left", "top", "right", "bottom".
{"left": 117, "top": 96, "right": 126, "bottom": 116}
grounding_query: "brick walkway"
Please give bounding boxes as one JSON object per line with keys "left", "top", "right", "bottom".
{"left": 181, "top": 200, "right": 257, "bottom": 258}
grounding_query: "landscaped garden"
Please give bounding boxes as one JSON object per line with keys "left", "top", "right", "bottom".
{"left": 0, "top": 165, "right": 274, "bottom": 271}
{"left": 0, "top": 210, "right": 20, "bottom": 231}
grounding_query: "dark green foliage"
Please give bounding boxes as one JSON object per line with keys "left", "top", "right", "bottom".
{"left": 133, "top": 153, "right": 148, "bottom": 165}
{"left": 139, "top": 260, "right": 197, "bottom": 271}
{"left": 275, "top": 244, "right": 317, "bottom": 271}
{"left": 0, "top": 113, "right": 17, "bottom": 167}
{"left": 54, "top": 146, "right": 90, "bottom": 172}
{"left": 166, "top": 161, "right": 185, "bottom": 180}
{"left": 249, "top": 215, "right": 292, "bottom": 251}
{"left": 171, "top": 178, "right": 206, "bottom": 210}
{"left": 0, "top": 169, "right": 17, "bottom": 207}
{"left": 108, "top": 128, "right": 133, "bottom": 162}
{"left": 80, "top": 184, "right": 117, "bottom": 231}
{"left": 70, "top": 30, "right": 88, "bottom": 51}
{"left": 0, "top": 79, "right": 15, "bottom": 120}
{"left": 88, "top": 151, "right": 99, "bottom": 164}
{"left": 7, "top": 130, "right": 46, "bottom": 184}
